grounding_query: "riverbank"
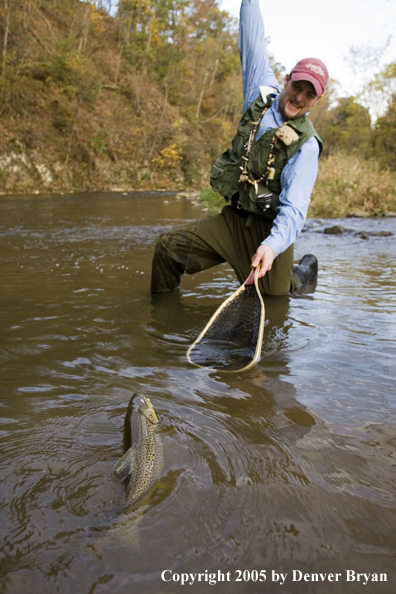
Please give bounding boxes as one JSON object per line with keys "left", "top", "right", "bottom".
{"left": 0, "top": 0, "right": 240, "bottom": 197}
{"left": 2, "top": 143, "right": 396, "bottom": 219}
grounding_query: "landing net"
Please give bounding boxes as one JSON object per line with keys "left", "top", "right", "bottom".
{"left": 186, "top": 267, "right": 265, "bottom": 372}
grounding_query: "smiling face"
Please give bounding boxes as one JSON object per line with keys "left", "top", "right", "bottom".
{"left": 278, "top": 74, "right": 322, "bottom": 120}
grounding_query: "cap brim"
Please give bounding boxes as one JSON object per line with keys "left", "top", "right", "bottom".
{"left": 291, "top": 71, "right": 323, "bottom": 96}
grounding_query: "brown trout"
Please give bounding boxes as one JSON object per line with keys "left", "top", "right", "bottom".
{"left": 114, "top": 393, "right": 163, "bottom": 510}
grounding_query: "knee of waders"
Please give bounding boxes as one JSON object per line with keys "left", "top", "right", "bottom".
{"left": 151, "top": 233, "right": 184, "bottom": 293}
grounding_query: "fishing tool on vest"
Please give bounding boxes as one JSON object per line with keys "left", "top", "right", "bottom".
{"left": 186, "top": 265, "right": 265, "bottom": 373}
{"left": 238, "top": 104, "right": 282, "bottom": 213}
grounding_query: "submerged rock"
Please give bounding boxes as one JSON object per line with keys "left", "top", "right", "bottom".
{"left": 324, "top": 225, "right": 344, "bottom": 235}
{"left": 361, "top": 230, "right": 393, "bottom": 237}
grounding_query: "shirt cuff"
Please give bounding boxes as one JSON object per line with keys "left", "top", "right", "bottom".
{"left": 261, "top": 236, "right": 282, "bottom": 259}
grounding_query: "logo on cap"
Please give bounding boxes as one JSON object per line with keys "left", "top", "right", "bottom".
{"left": 305, "top": 63, "right": 326, "bottom": 77}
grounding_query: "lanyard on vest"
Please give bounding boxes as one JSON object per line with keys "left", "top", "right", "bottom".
{"left": 238, "top": 97, "right": 278, "bottom": 211}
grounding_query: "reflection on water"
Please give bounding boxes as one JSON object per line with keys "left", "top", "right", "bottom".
{"left": 1, "top": 193, "right": 396, "bottom": 593}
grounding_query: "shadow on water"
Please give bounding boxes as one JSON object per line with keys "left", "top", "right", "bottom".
{"left": 1, "top": 193, "right": 396, "bottom": 593}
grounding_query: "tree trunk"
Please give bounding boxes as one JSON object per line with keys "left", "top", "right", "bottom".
{"left": 78, "top": 1, "right": 90, "bottom": 54}
{"left": 196, "top": 71, "right": 208, "bottom": 121}
{"left": 2, "top": 0, "right": 13, "bottom": 78}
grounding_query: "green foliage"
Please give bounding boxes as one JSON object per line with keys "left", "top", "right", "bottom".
{"left": 51, "top": 100, "right": 73, "bottom": 133}
{"left": 48, "top": 41, "right": 75, "bottom": 84}
{"left": 316, "top": 96, "right": 372, "bottom": 157}
{"left": 375, "top": 62, "right": 396, "bottom": 170}
{"left": 376, "top": 100, "right": 396, "bottom": 170}
{"left": 179, "top": 137, "right": 204, "bottom": 183}
{"left": 199, "top": 186, "right": 223, "bottom": 213}
{"left": 46, "top": 41, "right": 101, "bottom": 103}
{"left": 90, "top": 127, "right": 110, "bottom": 153}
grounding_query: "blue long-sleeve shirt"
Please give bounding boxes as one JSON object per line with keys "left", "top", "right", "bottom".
{"left": 239, "top": 0, "right": 319, "bottom": 257}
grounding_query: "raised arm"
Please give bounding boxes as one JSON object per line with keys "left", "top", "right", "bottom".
{"left": 239, "top": 0, "right": 281, "bottom": 112}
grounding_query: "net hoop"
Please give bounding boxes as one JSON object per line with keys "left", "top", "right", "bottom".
{"left": 186, "top": 266, "right": 265, "bottom": 373}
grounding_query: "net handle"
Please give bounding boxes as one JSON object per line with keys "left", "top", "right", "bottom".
{"left": 246, "top": 265, "right": 265, "bottom": 370}
{"left": 186, "top": 265, "right": 265, "bottom": 373}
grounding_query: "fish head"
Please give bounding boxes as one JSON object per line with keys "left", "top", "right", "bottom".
{"left": 131, "top": 393, "right": 159, "bottom": 425}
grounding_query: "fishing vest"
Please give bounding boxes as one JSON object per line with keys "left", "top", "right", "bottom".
{"left": 210, "top": 92, "right": 323, "bottom": 221}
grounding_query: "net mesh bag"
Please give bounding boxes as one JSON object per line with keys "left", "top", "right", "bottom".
{"left": 187, "top": 268, "right": 265, "bottom": 372}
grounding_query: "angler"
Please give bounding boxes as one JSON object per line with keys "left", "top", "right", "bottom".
{"left": 151, "top": 0, "right": 327, "bottom": 297}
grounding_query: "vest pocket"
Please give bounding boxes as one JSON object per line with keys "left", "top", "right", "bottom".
{"left": 210, "top": 149, "right": 240, "bottom": 199}
{"left": 238, "top": 183, "right": 279, "bottom": 220}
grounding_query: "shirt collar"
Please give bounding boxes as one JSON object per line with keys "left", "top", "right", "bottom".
{"left": 272, "top": 95, "right": 286, "bottom": 127}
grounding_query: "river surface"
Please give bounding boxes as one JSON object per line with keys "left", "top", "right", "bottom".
{"left": 0, "top": 192, "right": 395, "bottom": 594}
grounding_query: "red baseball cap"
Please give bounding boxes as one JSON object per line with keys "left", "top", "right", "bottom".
{"left": 291, "top": 58, "right": 329, "bottom": 96}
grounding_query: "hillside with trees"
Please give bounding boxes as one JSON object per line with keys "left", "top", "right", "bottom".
{"left": 0, "top": 0, "right": 395, "bottom": 215}
{"left": 0, "top": 0, "right": 248, "bottom": 192}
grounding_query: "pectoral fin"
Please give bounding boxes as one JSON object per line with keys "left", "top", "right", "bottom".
{"left": 114, "top": 447, "right": 134, "bottom": 482}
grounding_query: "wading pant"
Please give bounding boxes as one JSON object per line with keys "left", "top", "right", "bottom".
{"left": 151, "top": 205, "right": 294, "bottom": 296}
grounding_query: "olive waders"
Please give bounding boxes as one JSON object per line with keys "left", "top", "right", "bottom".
{"left": 150, "top": 205, "right": 318, "bottom": 295}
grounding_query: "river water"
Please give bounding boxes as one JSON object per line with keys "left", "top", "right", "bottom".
{"left": 0, "top": 192, "right": 395, "bottom": 594}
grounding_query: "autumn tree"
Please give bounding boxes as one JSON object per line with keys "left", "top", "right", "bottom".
{"left": 315, "top": 96, "right": 372, "bottom": 157}
{"left": 374, "top": 62, "right": 396, "bottom": 169}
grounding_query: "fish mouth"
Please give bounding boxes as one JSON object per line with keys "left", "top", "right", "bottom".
{"left": 146, "top": 410, "right": 159, "bottom": 424}
{"left": 141, "top": 397, "right": 159, "bottom": 424}
{"left": 133, "top": 393, "right": 159, "bottom": 424}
